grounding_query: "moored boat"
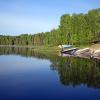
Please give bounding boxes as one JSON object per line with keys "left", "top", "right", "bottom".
{"left": 61, "top": 48, "right": 78, "bottom": 55}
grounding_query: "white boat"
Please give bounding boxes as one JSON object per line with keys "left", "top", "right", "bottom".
{"left": 58, "top": 45, "right": 72, "bottom": 48}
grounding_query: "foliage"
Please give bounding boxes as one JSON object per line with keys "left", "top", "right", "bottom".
{"left": 0, "top": 8, "right": 100, "bottom": 46}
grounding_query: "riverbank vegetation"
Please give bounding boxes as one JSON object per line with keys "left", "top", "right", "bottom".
{"left": 0, "top": 8, "right": 100, "bottom": 46}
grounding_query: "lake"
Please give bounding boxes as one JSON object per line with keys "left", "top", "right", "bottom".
{"left": 0, "top": 47, "right": 100, "bottom": 100}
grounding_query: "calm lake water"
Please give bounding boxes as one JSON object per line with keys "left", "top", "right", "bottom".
{"left": 0, "top": 47, "right": 100, "bottom": 100}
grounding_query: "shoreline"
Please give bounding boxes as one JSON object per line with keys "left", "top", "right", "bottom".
{"left": 0, "top": 45, "right": 34, "bottom": 48}
{"left": 0, "top": 44, "right": 100, "bottom": 60}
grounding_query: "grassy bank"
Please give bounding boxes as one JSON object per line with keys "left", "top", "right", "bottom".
{"left": 32, "top": 46, "right": 60, "bottom": 54}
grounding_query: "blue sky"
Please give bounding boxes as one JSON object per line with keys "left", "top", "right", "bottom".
{"left": 0, "top": 0, "right": 100, "bottom": 35}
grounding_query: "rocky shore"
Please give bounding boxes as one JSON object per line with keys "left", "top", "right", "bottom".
{"left": 75, "top": 44, "right": 100, "bottom": 59}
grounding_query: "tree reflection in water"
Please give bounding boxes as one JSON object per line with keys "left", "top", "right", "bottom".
{"left": 0, "top": 46, "right": 100, "bottom": 89}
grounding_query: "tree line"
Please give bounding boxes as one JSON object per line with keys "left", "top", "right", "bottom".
{"left": 0, "top": 8, "right": 100, "bottom": 46}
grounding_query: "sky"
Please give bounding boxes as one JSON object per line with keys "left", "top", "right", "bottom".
{"left": 0, "top": 0, "right": 100, "bottom": 35}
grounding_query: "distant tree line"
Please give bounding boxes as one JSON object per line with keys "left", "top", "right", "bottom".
{"left": 0, "top": 8, "right": 100, "bottom": 46}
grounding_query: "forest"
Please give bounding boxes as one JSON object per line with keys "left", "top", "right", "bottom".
{"left": 0, "top": 8, "right": 100, "bottom": 46}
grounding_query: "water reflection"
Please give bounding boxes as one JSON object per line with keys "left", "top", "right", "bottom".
{"left": 0, "top": 46, "right": 100, "bottom": 89}
{"left": 57, "top": 57, "right": 100, "bottom": 88}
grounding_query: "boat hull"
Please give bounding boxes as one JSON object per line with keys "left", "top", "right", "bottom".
{"left": 61, "top": 48, "right": 78, "bottom": 55}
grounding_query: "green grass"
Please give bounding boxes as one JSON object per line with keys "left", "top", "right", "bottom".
{"left": 32, "top": 46, "right": 60, "bottom": 54}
